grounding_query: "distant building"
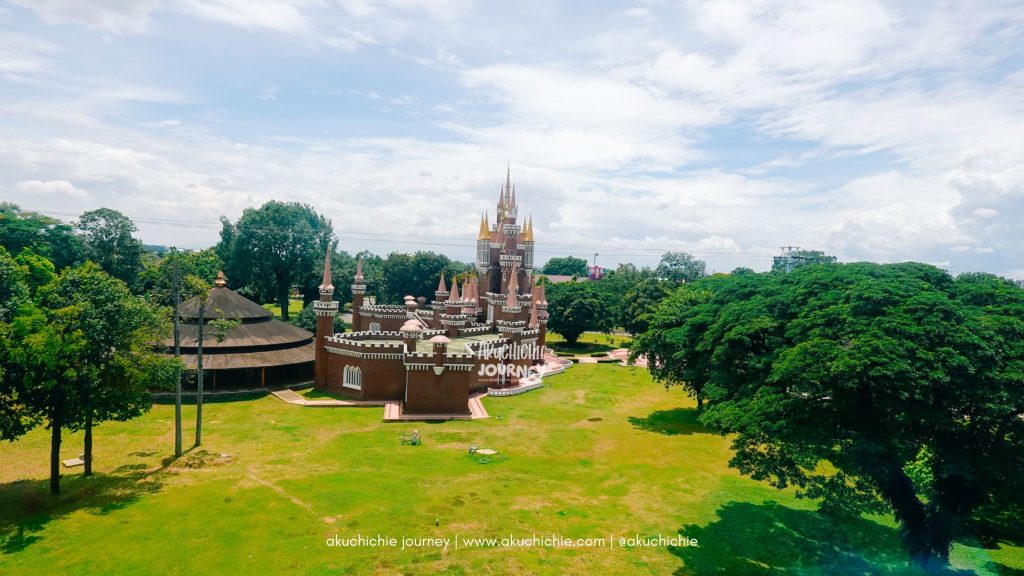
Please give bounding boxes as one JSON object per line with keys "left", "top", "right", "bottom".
{"left": 312, "top": 170, "right": 550, "bottom": 417}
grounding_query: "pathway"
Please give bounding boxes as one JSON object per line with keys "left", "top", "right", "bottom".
{"left": 269, "top": 389, "right": 386, "bottom": 407}
{"left": 608, "top": 348, "right": 647, "bottom": 367}
{"left": 271, "top": 388, "right": 489, "bottom": 421}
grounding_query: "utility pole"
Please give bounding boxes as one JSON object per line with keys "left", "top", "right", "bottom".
{"left": 195, "top": 300, "right": 205, "bottom": 447}
{"left": 172, "top": 250, "right": 182, "bottom": 457}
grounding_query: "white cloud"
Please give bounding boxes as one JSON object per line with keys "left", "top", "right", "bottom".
{"left": 8, "top": 0, "right": 162, "bottom": 34}
{"left": 16, "top": 179, "right": 89, "bottom": 199}
{"left": 0, "top": 32, "right": 60, "bottom": 76}
{"left": 178, "top": 0, "right": 312, "bottom": 34}
{"left": 3, "top": 0, "right": 1024, "bottom": 277}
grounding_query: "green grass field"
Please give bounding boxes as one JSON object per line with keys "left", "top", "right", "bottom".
{"left": 1, "top": 364, "right": 1021, "bottom": 575}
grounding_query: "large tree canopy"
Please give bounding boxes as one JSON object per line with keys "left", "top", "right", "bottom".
{"left": 379, "top": 251, "right": 471, "bottom": 305}
{"left": 216, "top": 201, "right": 333, "bottom": 321}
{"left": 5, "top": 262, "right": 179, "bottom": 493}
{"left": 542, "top": 256, "right": 589, "bottom": 277}
{"left": 656, "top": 251, "right": 707, "bottom": 284}
{"left": 0, "top": 203, "right": 84, "bottom": 270}
{"left": 75, "top": 208, "right": 145, "bottom": 286}
{"left": 545, "top": 281, "right": 615, "bottom": 344}
{"left": 632, "top": 263, "right": 1024, "bottom": 569}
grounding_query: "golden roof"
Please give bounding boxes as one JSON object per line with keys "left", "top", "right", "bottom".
{"left": 522, "top": 216, "right": 534, "bottom": 242}
{"left": 477, "top": 212, "right": 490, "bottom": 240}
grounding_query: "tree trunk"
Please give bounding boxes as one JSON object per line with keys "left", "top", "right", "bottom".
{"left": 49, "top": 386, "right": 62, "bottom": 495}
{"left": 879, "top": 466, "right": 950, "bottom": 571}
{"left": 173, "top": 256, "right": 182, "bottom": 458}
{"left": 696, "top": 395, "right": 704, "bottom": 413}
{"left": 83, "top": 410, "right": 93, "bottom": 476}
{"left": 195, "top": 301, "right": 204, "bottom": 447}
{"left": 278, "top": 285, "right": 290, "bottom": 321}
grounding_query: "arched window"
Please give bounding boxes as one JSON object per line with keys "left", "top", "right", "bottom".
{"left": 369, "top": 322, "right": 381, "bottom": 333}
{"left": 343, "top": 365, "right": 362, "bottom": 390}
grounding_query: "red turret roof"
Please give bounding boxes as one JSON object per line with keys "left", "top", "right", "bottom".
{"left": 448, "top": 276, "right": 461, "bottom": 302}
{"left": 506, "top": 262, "right": 519, "bottom": 308}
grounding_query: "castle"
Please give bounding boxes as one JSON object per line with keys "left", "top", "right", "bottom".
{"left": 312, "top": 171, "right": 549, "bottom": 417}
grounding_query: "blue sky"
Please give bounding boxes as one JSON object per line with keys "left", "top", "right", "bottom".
{"left": 2, "top": 1, "right": 1023, "bottom": 276}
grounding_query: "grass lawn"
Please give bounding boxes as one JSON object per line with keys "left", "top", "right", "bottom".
{"left": 545, "top": 332, "right": 633, "bottom": 356}
{"left": 1, "top": 365, "right": 1021, "bottom": 575}
{"left": 262, "top": 298, "right": 305, "bottom": 320}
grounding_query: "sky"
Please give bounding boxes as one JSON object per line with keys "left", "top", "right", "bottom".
{"left": 1, "top": 1, "right": 1023, "bottom": 276}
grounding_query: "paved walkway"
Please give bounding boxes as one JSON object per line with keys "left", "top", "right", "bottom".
{"left": 608, "top": 348, "right": 648, "bottom": 367}
{"left": 382, "top": 393, "right": 489, "bottom": 421}
{"left": 271, "top": 388, "right": 489, "bottom": 421}
{"left": 269, "top": 389, "right": 386, "bottom": 407}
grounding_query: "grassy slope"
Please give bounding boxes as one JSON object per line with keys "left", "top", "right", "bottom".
{"left": 0, "top": 365, "right": 1020, "bottom": 575}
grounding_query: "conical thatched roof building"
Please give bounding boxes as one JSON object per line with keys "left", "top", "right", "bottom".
{"left": 166, "top": 272, "right": 314, "bottom": 387}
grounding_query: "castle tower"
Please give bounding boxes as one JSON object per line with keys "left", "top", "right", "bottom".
{"left": 314, "top": 246, "right": 339, "bottom": 386}
{"left": 434, "top": 271, "right": 449, "bottom": 302}
{"left": 535, "top": 280, "right": 549, "bottom": 347}
{"left": 351, "top": 256, "right": 365, "bottom": 333}
{"left": 476, "top": 213, "right": 490, "bottom": 276}
{"left": 431, "top": 272, "right": 448, "bottom": 329}
{"left": 522, "top": 215, "right": 535, "bottom": 275}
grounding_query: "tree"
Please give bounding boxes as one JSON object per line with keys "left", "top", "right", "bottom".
{"left": 15, "top": 248, "right": 57, "bottom": 296}
{"left": 0, "top": 246, "right": 28, "bottom": 321}
{"left": 216, "top": 202, "right": 333, "bottom": 320}
{"left": 620, "top": 277, "right": 671, "bottom": 335}
{"left": 292, "top": 302, "right": 348, "bottom": 333}
{"left": 0, "top": 251, "right": 37, "bottom": 443}
{"left": 545, "top": 282, "right": 614, "bottom": 344}
{"left": 379, "top": 251, "right": 470, "bottom": 305}
{"left": 7, "top": 262, "right": 180, "bottom": 493}
{"left": 143, "top": 247, "right": 223, "bottom": 307}
{"left": 656, "top": 251, "right": 707, "bottom": 284}
{"left": 0, "top": 203, "right": 84, "bottom": 270}
{"left": 75, "top": 208, "right": 145, "bottom": 285}
{"left": 633, "top": 263, "right": 1024, "bottom": 569}
{"left": 542, "top": 256, "right": 588, "bottom": 277}
{"left": 35, "top": 263, "right": 180, "bottom": 478}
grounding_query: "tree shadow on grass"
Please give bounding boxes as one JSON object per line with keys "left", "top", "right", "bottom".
{"left": 629, "top": 408, "right": 708, "bottom": 436}
{"left": 0, "top": 461, "right": 168, "bottom": 555}
{"left": 671, "top": 500, "right": 980, "bottom": 575}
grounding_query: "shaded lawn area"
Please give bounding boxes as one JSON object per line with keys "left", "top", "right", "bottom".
{"left": 261, "top": 298, "right": 304, "bottom": 320}
{"left": 1, "top": 365, "right": 1021, "bottom": 575}
{"left": 545, "top": 331, "right": 633, "bottom": 355}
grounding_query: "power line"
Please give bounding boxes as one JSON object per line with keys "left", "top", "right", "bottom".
{"left": 27, "top": 208, "right": 780, "bottom": 259}
{"left": 19, "top": 207, "right": 1019, "bottom": 276}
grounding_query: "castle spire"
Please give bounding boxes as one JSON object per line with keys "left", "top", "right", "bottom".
{"left": 214, "top": 270, "right": 228, "bottom": 288}
{"left": 528, "top": 299, "right": 539, "bottom": 328}
{"left": 505, "top": 261, "right": 519, "bottom": 308}
{"left": 353, "top": 254, "right": 363, "bottom": 283}
{"left": 320, "top": 244, "right": 334, "bottom": 291}
{"left": 447, "top": 275, "right": 461, "bottom": 302}
{"left": 436, "top": 271, "right": 447, "bottom": 294}
{"left": 523, "top": 215, "right": 534, "bottom": 242}
{"left": 511, "top": 182, "right": 517, "bottom": 209}
{"left": 477, "top": 212, "right": 490, "bottom": 240}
